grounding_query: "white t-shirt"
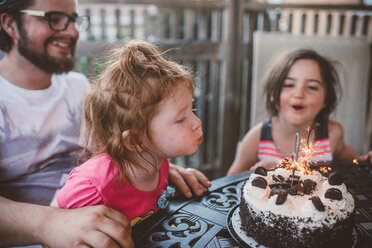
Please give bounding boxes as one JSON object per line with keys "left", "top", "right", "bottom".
{"left": 0, "top": 72, "right": 90, "bottom": 205}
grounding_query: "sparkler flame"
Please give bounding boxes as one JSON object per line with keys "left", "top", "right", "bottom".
{"left": 280, "top": 131, "right": 331, "bottom": 175}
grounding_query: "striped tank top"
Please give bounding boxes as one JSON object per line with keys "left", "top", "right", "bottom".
{"left": 258, "top": 119, "right": 332, "bottom": 163}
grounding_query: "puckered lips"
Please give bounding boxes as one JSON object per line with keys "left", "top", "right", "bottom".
{"left": 197, "top": 135, "right": 204, "bottom": 144}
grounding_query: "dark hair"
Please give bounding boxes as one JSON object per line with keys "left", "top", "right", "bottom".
{"left": 0, "top": 0, "right": 34, "bottom": 52}
{"left": 263, "top": 49, "right": 341, "bottom": 124}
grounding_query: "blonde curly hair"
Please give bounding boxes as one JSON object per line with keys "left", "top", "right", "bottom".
{"left": 83, "top": 40, "right": 194, "bottom": 178}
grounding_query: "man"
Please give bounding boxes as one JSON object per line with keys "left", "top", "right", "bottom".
{"left": 0, "top": 0, "right": 210, "bottom": 246}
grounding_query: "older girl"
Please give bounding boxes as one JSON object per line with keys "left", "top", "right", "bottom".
{"left": 228, "top": 49, "right": 372, "bottom": 175}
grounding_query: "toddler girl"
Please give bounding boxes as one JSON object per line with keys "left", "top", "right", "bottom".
{"left": 228, "top": 49, "right": 372, "bottom": 175}
{"left": 57, "top": 40, "right": 203, "bottom": 226}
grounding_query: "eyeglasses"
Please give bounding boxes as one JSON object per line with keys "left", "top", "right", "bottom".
{"left": 19, "top": 10, "right": 89, "bottom": 32}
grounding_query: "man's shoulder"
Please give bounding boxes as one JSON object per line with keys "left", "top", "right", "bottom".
{"left": 53, "top": 71, "right": 89, "bottom": 84}
{"left": 52, "top": 71, "right": 90, "bottom": 93}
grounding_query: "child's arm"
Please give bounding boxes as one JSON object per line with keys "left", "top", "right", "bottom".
{"left": 329, "top": 120, "right": 359, "bottom": 161}
{"left": 359, "top": 151, "right": 372, "bottom": 164}
{"left": 169, "top": 164, "right": 211, "bottom": 198}
{"left": 329, "top": 120, "right": 372, "bottom": 163}
{"left": 227, "top": 123, "right": 261, "bottom": 176}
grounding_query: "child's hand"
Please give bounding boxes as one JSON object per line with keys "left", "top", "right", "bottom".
{"left": 169, "top": 164, "right": 211, "bottom": 198}
{"left": 250, "top": 161, "right": 278, "bottom": 171}
{"left": 358, "top": 151, "right": 372, "bottom": 164}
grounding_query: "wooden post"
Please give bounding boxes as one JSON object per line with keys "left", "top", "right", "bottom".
{"left": 99, "top": 8, "right": 107, "bottom": 40}
{"left": 330, "top": 11, "right": 341, "bottom": 37}
{"left": 218, "top": 0, "right": 244, "bottom": 177}
{"left": 318, "top": 10, "right": 328, "bottom": 36}
{"left": 292, "top": 9, "right": 303, "bottom": 35}
{"left": 184, "top": 9, "right": 196, "bottom": 40}
{"left": 115, "top": 8, "right": 121, "bottom": 39}
{"left": 85, "top": 8, "right": 93, "bottom": 40}
{"left": 304, "top": 10, "right": 315, "bottom": 36}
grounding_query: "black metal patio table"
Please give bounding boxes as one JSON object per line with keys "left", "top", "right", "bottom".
{"left": 132, "top": 161, "right": 372, "bottom": 248}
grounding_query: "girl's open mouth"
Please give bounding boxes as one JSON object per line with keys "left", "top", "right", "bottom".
{"left": 292, "top": 105, "right": 304, "bottom": 110}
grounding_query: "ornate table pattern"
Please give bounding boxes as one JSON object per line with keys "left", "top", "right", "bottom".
{"left": 133, "top": 161, "right": 372, "bottom": 248}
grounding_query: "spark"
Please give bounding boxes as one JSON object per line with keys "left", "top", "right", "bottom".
{"left": 280, "top": 130, "right": 332, "bottom": 175}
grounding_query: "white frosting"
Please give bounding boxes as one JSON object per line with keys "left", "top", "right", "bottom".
{"left": 267, "top": 194, "right": 293, "bottom": 215}
{"left": 242, "top": 168, "right": 355, "bottom": 231}
{"left": 302, "top": 171, "right": 323, "bottom": 185}
{"left": 302, "top": 198, "right": 328, "bottom": 222}
{"left": 245, "top": 173, "right": 270, "bottom": 199}
{"left": 249, "top": 172, "right": 270, "bottom": 181}
{"left": 322, "top": 180, "right": 348, "bottom": 194}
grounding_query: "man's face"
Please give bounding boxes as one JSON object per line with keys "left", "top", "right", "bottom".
{"left": 16, "top": 0, "right": 80, "bottom": 73}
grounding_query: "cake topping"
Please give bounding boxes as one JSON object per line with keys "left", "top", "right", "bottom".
{"left": 254, "top": 166, "right": 267, "bottom": 176}
{"left": 252, "top": 176, "right": 267, "bottom": 189}
{"left": 287, "top": 174, "right": 301, "bottom": 186}
{"left": 325, "top": 188, "right": 343, "bottom": 201}
{"left": 275, "top": 189, "right": 288, "bottom": 205}
{"left": 288, "top": 183, "right": 304, "bottom": 196}
{"left": 268, "top": 173, "right": 318, "bottom": 197}
{"left": 269, "top": 187, "right": 282, "bottom": 197}
{"left": 272, "top": 174, "right": 285, "bottom": 182}
{"left": 310, "top": 196, "right": 325, "bottom": 211}
{"left": 328, "top": 171, "right": 343, "bottom": 185}
{"left": 303, "top": 179, "right": 316, "bottom": 195}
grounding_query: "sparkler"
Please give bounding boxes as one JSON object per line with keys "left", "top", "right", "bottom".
{"left": 283, "top": 127, "right": 342, "bottom": 175}
{"left": 291, "top": 133, "right": 300, "bottom": 187}
{"left": 294, "top": 132, "right": 300, "bottom": 161}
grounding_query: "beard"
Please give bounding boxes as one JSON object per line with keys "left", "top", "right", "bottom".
{"left": 17, "top": 25, "right": 76, "bottom": 74}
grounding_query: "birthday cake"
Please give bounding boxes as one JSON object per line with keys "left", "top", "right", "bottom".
{"left": 239, "top": 165, "right": 355, "bottom": 248}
